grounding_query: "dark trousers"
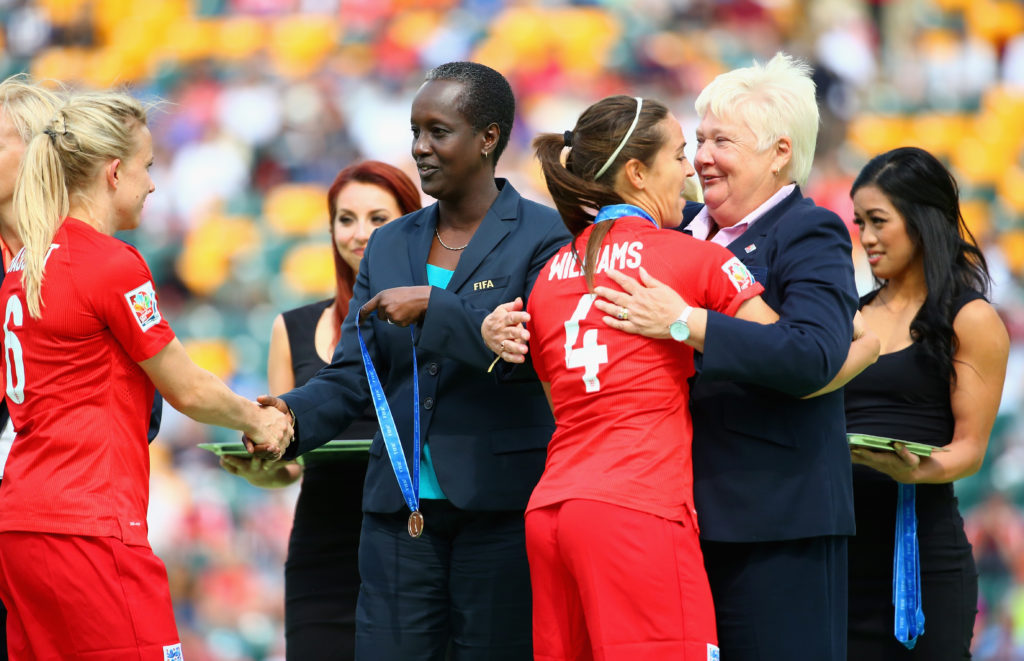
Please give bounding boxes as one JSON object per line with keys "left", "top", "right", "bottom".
{"left": 702, "top": 535, "right": 849, "bottom": 661}
{"left": 284, "top": 462, "right": 365, "bottom": 661}
{"left": 355, "top": 500, "right": 532, "bottom": 661}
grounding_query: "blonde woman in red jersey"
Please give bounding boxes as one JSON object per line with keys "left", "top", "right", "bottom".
{"left": 0, "top": 92, "right": 291, "bottom": 659}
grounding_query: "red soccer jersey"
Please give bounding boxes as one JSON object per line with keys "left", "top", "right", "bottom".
{"left": 526, "top": 216, "right": 763, "bottom": 522}
{"left": 0, "top": 218, "right": 174, "bottom": 546}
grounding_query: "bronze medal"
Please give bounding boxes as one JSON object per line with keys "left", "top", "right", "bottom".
{"left": 408, "top": 510, "right": 424, "bottom": 538}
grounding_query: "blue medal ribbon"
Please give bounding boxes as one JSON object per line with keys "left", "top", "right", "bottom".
{"left": 594, "top": 204, "right": 659, "bottom": 228}
{"left": 893, "top": 483, "right": 925, "bottom": 648}
{"left": 357, "top": 322, "right": 420, "bottom": 518}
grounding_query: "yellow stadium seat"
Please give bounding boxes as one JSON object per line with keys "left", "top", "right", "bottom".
{"left": 263, "top": 184, "right": 329, "bottom": 237}
{"left": 981, "top": 86, "right": 1024, "bottom": 148}
{"left": 473, "top": 7, "right": 618, "bottom": 77}
{"left": 93, "top": 0, "right": 136, "bottom": 42}
{"left": 36, "top": 0, "right": 91, "bottom": 25}
{"left": 217, "top": 17, "right": 268, "bottom": 61}
{"left": 950, "top": 118, "right": 1020, "bottom": 188}
{"left": 388, "top": 10, "right": 444, "bottom": 51}
{"left": 157, "top": 18, "right": 219, "bottom": 62}
{"left": 552, "top": 8, "right": 620, "bottom": 77}
{"left": 959, "top": 199, "right": 992, "bottom": 240}
{"left": 268, "top": 16, "right": 340, "bottom": 77}
{"left": 280, "top": 242, "right": 335, "bottom": 297}
{"left": 965, "top": 0, "right": 1024, "bottom": 44}
{"left": 182, "top": 338, "right": 236, "bottom": 380}
{"left": 846, "top": 115, "right": 910, "bottom": 159}
{"left": 907, "top": 114, "right": 969, "bottom": 161}
{"left": 176, "top": 215, "right": 261, "bottom": 296}
{"left": 997, "top": 230, "right": 1024, "bottom": 276}
{"left": 997, "top": 166, "right": 1024, "bottom": 216}
{"left": 30, "top": 47, "right": 87, "bottom": 84}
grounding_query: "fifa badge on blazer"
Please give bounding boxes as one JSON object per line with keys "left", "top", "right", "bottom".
{"left": 473, "top": 279, "right": 495, "bottom": 291}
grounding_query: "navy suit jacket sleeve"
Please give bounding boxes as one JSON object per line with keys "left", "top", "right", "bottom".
{"left": 419, "top": 217, "right": 569, "bottom": 370}
{"left": 699, "top": 199, "right": 857, "bottom": 397}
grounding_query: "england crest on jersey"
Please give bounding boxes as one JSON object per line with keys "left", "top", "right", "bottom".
{"left": 163, "top": 643, "right": 183, "bottom": 660}
{"left": 721, "top": 257, "right": 756, "bottom": 292}
{"left": 124, "top": 281, "right": 162, "bottom": 332}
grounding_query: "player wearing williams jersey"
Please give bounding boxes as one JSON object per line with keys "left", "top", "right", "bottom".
{"left": 505, "top": 96, "right": 779, "bottom": 661}
{"left": 0, "top": 92, "right": 291, "bottom": 660}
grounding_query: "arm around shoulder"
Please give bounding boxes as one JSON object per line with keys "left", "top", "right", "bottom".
{"left": 700, "top": 207, "right": 858, "bottom": 396}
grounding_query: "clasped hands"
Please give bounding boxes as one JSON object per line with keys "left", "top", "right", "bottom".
{"left": 480, "top": 268, "right": 686, "bottom": 365}
{"left": 241, "top": 397, "right": 294, "bottom": 461}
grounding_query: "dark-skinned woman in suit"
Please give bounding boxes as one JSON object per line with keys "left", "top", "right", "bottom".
{"left": 260, "top": 61, "right": 570, "bottom": 661}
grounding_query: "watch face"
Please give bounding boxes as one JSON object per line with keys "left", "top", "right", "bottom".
{"left": 670, "top": 320, "right": 689, "bottom": 342}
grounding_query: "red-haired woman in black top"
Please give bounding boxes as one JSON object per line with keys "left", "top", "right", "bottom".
{"left": 222, "top": 160, "right": 420, "bottom": 660}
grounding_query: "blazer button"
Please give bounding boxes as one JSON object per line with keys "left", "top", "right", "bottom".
{"left": 427, "top": 362, "right": 439, "bottom": 376}
{"left": 423, "top": 397, "right": 434, "bottom": 410}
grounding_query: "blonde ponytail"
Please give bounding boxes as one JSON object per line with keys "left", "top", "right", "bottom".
{"left": 13, "top": 129, "right": 69, "bottom": 319}
{"left": 11, "top": 93, "right": 148, "bottom": 319}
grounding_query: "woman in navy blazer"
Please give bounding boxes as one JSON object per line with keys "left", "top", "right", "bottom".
{"left": 264, "top": 62, "right": 569, "bottom": 661}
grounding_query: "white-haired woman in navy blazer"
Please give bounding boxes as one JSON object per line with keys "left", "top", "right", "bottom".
{"left": 548, "top": 53, "right": 868, "bottom": 661}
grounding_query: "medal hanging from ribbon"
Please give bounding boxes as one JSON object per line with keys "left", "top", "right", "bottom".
{"left": 893, "top": 483, "right": 925, "bottom": 647}
{"left": 357, "top": 322, "right": 424, "bottom": 538}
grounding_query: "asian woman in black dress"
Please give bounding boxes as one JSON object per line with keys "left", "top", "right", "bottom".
{"left": 221, "top": 160, "right": 420, "bottom": 660}
{"left": 845, "top": 147, "right": 1009, "bottom": 659}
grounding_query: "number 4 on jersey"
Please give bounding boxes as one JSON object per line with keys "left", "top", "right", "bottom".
{"left": 563, "top": 294, "right": 608, "bottom": 393}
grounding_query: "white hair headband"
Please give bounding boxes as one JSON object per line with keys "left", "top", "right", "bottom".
{"left": 594, "top": 97, "right": 643, "bottom": 181}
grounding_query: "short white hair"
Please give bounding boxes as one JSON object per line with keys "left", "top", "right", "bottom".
{"left": 695, "top": 52, "right": 819, "bottom": 186}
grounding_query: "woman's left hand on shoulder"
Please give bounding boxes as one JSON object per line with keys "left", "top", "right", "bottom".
{"left": 594, "top": 267, "right": 685, "bottom": 339}
{"left": 360, "top": 286, "right": 432, "bottom": 326}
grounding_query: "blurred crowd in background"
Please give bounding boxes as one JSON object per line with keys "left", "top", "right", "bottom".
{"left": 3, "top": 0, "right": 1024, "bottom": 658}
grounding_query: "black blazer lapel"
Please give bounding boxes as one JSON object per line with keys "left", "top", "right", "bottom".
{"left": 446, "top": 180, "right": 516, "bottom": 293}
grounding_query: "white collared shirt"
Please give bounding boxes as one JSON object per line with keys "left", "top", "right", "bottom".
{"left": 686, "top": 183, "right": 796, "bottom": 247}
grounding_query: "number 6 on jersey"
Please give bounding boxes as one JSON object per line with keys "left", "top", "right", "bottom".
{"left": 4, "top": 295, "right": 25, "bottom": 404}
{"left": 563, "top": 294, "right": 608, "bottom": 393}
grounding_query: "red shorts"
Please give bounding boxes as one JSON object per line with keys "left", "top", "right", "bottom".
{"left": 0, "top": 532, "right": 181, "bottom": 660}
{"left": 526, "top": 499, "right": 718, "bottom": 661}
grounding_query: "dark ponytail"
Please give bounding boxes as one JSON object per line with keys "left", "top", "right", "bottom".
{"left": 533, "top": 95, "right": 668, "bottom": 290}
